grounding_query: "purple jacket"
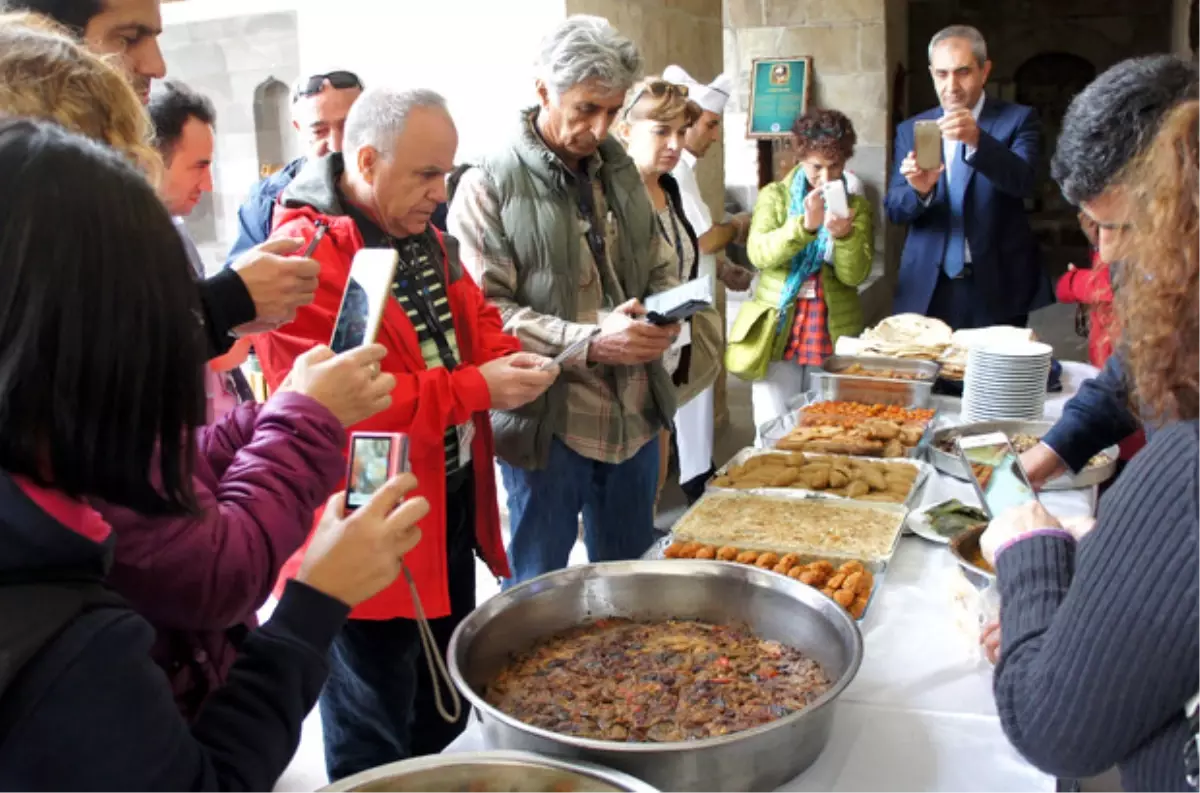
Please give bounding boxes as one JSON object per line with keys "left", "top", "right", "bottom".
{"left": 95, "top": 392, "right": 346, "bottom": 719}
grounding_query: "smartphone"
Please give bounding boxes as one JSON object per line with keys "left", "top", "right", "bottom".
{"left": 330, "top": 248, "right": 400, "bottom": 354}
{"left": 344, "top": 432, "right": 410, "bottom": 511}
{"left": 956, "top": 432, "right": 1040, "bottom": 519}
{"left": 644, "top": 276, "right": 713, "bottom": 326}
{"left": 823, "top": 180, "right": 850, "bottom": 219}
{"left": 914, "top": 120, "right": 943, "bottom": 172}
{"left": 302, "top": 221, "right": 329, "bottom": 258}
{"left": 542, "top": 328, "right": 601, "bottom": 370}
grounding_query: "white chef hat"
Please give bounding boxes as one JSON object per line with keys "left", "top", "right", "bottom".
{"left": 662, "top": 64, "right": 733, "bottom": 115}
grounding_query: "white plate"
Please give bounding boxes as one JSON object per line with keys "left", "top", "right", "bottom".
{"left": 906, "top": 500, "right": 989, "bottom": 544}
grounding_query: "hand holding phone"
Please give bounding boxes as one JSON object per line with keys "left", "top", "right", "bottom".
{"left": 956, "top": 432, "right": 1040, "bottom": 520}
{"left": 587, "top": 299, "right": 675, "bottom": 366}
{"left": 345, "top": 432, "right": 410, "bottom": 511}
{"left": 542, "top": 329, "right": 600, "bottom": 370}
{"left": 822, "top": 180, "right": 850, "bottom": 220}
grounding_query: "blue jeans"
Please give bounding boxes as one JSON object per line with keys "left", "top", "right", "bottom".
{"left": 317, "top": 472, "right": 475, "bottom": 783}
{"left": 500, "top": 437, "right": 660, "bottom": 586}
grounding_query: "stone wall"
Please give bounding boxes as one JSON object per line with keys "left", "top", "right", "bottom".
{"left": 157, "top": 11, "right": 301, "bottom": 272}
{"left": 723, "top": 0, "right": 902, "bottom": 323}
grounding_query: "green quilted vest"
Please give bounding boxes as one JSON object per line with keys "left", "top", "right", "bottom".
{"left": 473, "top": 108, "right": 676, "bottom": 470}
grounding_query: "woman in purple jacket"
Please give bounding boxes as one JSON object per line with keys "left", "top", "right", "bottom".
{"left": 0, "top": 14, "right": 399, "bottom": 720}
{"left": 95, "top": 343, "right": 395, "bottom": 719}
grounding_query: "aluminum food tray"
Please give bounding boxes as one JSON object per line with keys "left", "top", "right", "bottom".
{"left": 927, "top": 419, "right": 1120, "bottom": 490}
{"left": 670, "top": 490, "right": 908, "bottom": 565}
{"left": 758, "top": 400, "right": 940, "bottom": 460}
{"left": 709, "top": 447, "right": 932, "bottom": 510}
{"left": 642, "top": 535, "right": 887, "bottom": 623}
{"left": 812, "top": 355, "right": 939, "bottom": 408}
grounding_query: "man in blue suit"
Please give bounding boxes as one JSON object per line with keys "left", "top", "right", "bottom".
{"left": 886, "top": 25, "right": 1050, "bottom": 330}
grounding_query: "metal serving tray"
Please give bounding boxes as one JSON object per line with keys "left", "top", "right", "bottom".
{"left": 927, "top": 419, "right": 1120, "bottom": 490}
{"left": 709, "top": 447, "right": 932, "bottom": 510}
{"left": 670, "top": 490, "right": 908, "bottom": 565}
{"left": 812, "top": 355, "right": 939, "bottom": 408}
{"left": 758, "top": 399, "right": 939, "bottom": 460}
{"left": 642, "top": 535, "right": 887, "bottom": 623}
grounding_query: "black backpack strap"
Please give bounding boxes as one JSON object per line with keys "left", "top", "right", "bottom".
{"left": 0, "top": 578, "right": 127, "bottom": 740}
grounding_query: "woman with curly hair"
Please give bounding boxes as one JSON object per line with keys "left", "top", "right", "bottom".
{"left": 979, "top": 101, "right": 1199, "bottom": 791}
{"left": 728, "top": 108, "right": 874, "bottom": 435}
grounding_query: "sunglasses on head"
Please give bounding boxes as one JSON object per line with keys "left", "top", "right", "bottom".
{"left": 292, "top": 71, "right": 363, "bottom": 103}
{"left": 625, "top": 80, "right": 689, "bottom": 118}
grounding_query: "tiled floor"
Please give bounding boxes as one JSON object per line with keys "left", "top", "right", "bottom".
{"left": 273, "top": 297, "right": 1091, "bottom": 791}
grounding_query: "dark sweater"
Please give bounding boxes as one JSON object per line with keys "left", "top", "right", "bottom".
{"left": 1042, "top": 354, "right": 1146, "bottom": 471}
{"left": 994, "top": 420, "right": 1199, "bottom": 791}
{"left": 0, "top": 472, "right": 350, "bottom": 790}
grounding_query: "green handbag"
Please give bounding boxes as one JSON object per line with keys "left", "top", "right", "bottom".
{"left": 725, "top": 298, "right": 794, "bottom": 381}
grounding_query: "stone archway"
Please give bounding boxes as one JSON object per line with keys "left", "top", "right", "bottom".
{"left": 252, "top": 77, "right": 292, "bottom": 178}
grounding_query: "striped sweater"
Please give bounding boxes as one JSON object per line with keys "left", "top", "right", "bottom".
{"left": 994, "top": 420, "right": 1199, "bottom": 791}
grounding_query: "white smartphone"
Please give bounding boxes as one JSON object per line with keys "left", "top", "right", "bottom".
{"left": 823, "top": 180, "right": 850, "bottom": 219}
{"left": 542, "top": 328, "right": 601, "bottom": 370}
{"left": 956, "top": 432, "right": 1040, "bottom": 519}
{"left": 914, "top": 120, "right": 943, "bottom": 172}
{"left": 330, "top": 248, "right": 400, "bottom": 354}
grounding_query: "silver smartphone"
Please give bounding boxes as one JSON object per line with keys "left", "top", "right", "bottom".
{"left": 956, "top": 432, "right": 1040, "bottom": 519}
{"left": 541, "top": 328, "right": 601, "bottom": 370}
{"left": 914, "top": 120, "right": 943, "bottom": 172}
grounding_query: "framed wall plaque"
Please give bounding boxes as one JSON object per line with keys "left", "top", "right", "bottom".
{"left": 747, "top": 56, "right": 812, "bottom": 138}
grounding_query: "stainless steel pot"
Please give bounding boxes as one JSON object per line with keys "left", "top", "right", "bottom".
{"left": 448, "top": 560, "right": 863, "bottom": 792}
{"left": 319, "top": 750, "right": 657, "bottom": 792}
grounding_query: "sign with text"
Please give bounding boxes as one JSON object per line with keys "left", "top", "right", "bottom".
{"left": 747, "top": 56, "right": 812, "bottom": 139}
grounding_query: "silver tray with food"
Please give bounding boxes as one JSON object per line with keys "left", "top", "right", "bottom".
{"left": 928, "top": 420, "right": 1119, "bottom": 490}
{"left": 759, "top": 398, "right": 939, "bottom": 460}
{"left": 812, "top": 355, "right": 939, "bottom": 408}
{"left": 643, "top": 535, "right": 886, "bottom": 622}
{"left": 319, "top": 751, "right": 658, "bottom": 792}
{"left": 670, "top": 489, "right": 907, "bottom": 564}
{"left": 708, "top": 447, "right": 931, "bottom": 509}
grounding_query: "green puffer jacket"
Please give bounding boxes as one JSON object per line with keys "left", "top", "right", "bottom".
{"left": 746, "top": 166, "right": 874, "bottom": 347}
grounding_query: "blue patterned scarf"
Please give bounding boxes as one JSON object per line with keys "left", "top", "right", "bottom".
{"left": 774, "top": 170, "right": 835, "bottom": 335}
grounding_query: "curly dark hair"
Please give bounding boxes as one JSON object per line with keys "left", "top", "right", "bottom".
{"left": 791, "top": 108, "right": 857, "bottom": 163}
{"left": 1052, "top": 55, "right": 1197, "bottom": 205}
{"left": 1113, "top": 101, "right": 1199, "bottom": 423}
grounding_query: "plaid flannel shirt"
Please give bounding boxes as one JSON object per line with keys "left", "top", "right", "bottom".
{"left": 450, "top": 157, "right": 678, "bottom": 465}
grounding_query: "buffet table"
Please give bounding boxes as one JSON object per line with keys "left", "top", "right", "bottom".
{"left": 441, "top": 361, "right": 1102, "bottom": 792}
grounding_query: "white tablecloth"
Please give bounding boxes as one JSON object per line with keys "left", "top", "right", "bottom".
{"left": 442, "top": 365, "right": 1102, "bottom": 791}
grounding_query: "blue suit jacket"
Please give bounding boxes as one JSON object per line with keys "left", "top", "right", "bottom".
{"left": 886, "top": 99, "right": 1051, "bottom": 324}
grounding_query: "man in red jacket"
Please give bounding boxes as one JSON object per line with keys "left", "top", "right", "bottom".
{"left": 255, "top": 86, "right": 558, "bottom": 782}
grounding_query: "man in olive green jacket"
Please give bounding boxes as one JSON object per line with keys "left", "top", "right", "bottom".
{"left": 449, "top": 16, "right": 714, "bottom": 585}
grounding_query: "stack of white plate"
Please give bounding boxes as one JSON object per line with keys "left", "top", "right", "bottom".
{"left": 962, "top": 342, "right": 1053, "bottom": 422}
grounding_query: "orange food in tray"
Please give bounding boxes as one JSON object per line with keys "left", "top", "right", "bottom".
{"left": 663, "top": 542, "right": 874, "bottom": 619}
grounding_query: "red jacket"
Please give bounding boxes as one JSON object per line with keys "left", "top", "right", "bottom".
{"left": 1055, "top": 251, "right": 1114, "bottom": 367}
{"left": 255, "top": 179, "right": 517, "bottom": 620}
{"left": 1054, "top": 253, "right": 1145, "bottom": 462}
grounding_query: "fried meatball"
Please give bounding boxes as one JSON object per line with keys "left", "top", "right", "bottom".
{"left": 839, "top": 560, "right": 865, "bottom": 575}
{"left": 773, "top": 561, "right": 793, "bottom": 575}
{"left": 755, "top": 552, "right": 780, "bottom": 569}
{"left": 735, "top": 550, "right": 760, "bottom": 564}
{"left": 787, "top": 566, "right": 806, "bottom": 580}
{"left": 716, "top": 545, "right": 739, "bottom": 561}
{"left": 833, "top": 589, "right": 856, "bottom": 608}
{"left": 664, "top": 541, "right": 687, "bottom": 559}
{"left": 779, "top": 553, "right": 800, "bottom": 569}
{"left": 798, "top": 570, "right": 823, "bottom": 587}
{"left": 677, "top": 542, "right": 702, "bottom": 559}
{"left": 827, "top": 573, "right": 847, "bottom": 590}
{"left": 695, "top": 545, "right": 717, "bottom": 560}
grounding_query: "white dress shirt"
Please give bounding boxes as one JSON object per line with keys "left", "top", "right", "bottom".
{"left": 942, "top": 94, "right": 986, "bottom": 264}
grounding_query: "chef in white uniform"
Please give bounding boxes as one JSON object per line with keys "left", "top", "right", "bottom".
{"left": 662, "top": 65, "right": 755, "bottom": 504}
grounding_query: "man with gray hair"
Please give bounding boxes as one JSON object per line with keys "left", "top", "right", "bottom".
{"left": 449, "top": 15, "right": 695, "bottom": 585}
{"left": 254, "top": 85, "right": 558, "bottom": 780}
{"left": 1019, "top": 54, "right": 1198, "bottom": 488}
{"left": 886, "top": 24, "right": 1049, "bottom": 329}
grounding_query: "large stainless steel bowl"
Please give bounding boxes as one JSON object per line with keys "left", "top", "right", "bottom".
{"left": 448, "top": 560, "right": 863, "bottom": 792}
{"left": 318, "top": 750, "right": 658, "bottom": 792}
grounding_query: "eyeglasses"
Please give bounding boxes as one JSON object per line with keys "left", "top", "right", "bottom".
{"left": 292, "top": 71, "right": 363, "bottom": 103}
{"left": 625, "top": 80, "right": 689, "bottom": 118}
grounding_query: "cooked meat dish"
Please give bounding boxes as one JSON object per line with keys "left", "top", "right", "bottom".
{"left": 485, "top": 618, "right": 831, "bottom": 743}
{"left": 837, "top": 363, "right": 933, "bottom": 382}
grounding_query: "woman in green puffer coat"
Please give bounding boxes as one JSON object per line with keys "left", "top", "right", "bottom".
{"left": 727, "top": 108, "right": 874, "bottom": 439}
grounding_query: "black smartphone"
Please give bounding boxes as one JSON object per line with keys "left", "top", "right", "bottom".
{"left": 643, "top": 275, "right": 713, "bottom": 326}
{"left": 344, "top": 432, "right": 410, "bottom": 511}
